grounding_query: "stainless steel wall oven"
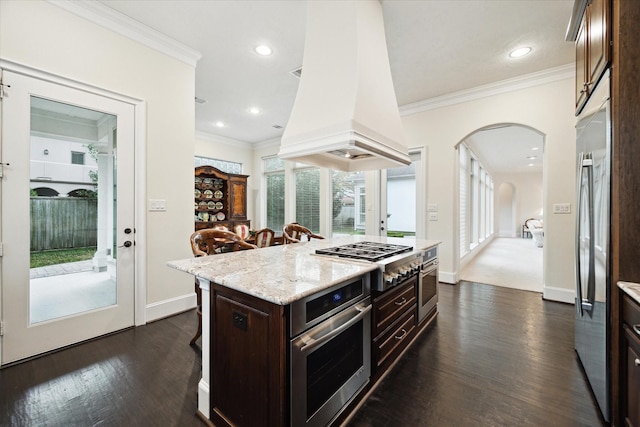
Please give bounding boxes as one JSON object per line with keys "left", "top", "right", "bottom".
{"left": 289, "top": 274, "right": 372, "bottom": 427}
{"left": 418, "top": 246, "right": 438, "bottom": 323}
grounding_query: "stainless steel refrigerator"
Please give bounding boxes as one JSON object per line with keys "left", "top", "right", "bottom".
{"left": 575, "top": 70, "right": 611, "bottom": 423}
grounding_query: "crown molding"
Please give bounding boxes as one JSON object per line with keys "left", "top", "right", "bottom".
{"left": 195, "top": 130, "right": 254, "bottom": 150}
{"left": 253, "top": 137, "right": 283, "bottom": 150}
{"left": 399, "top": 64, "right": 574, "bottom": 116}
{"left": 48, "top": 0, "right": 202, "bottom": 67}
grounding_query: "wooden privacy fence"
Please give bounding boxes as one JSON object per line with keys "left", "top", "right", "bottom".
{"left": 30, "top": 197, "right": 97, "bottom": 251}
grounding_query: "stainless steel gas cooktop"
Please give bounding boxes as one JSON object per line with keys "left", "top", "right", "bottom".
{"left": 315, "top": 241, "right": 413, "bottom": 262}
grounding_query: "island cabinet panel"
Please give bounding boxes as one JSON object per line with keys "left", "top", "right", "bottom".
{"left": 621, "top": 294, "right": 640, "bottom": 427}
{"left": 371, "top": 274, "right": 418, "bottom": 379}
{"left": 210, "top": 287, "right": 287, "bottom": 427}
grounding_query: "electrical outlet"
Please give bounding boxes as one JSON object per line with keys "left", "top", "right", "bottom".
{"left": 429, "top": 212, "right": 438, "bottom": 221}
{"left": 553, "top": 203, "right": 571, "bottom": 214}
{"left": 148, "top": 199, "right": 166, "bottom": 212}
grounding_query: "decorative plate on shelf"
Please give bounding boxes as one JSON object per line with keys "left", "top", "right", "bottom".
{"left": 203, "top": 178, "right": 213, "bottom": 189}
{"left": 215, "top": 201, "right": 223, "bottom": 210}
{"left": 216, "top": 212, "right": 225, "bottom": 221}
{"left": 207, "top": 201, "right": 215, "bottom": 209}
{"left": 203, "top": 190, "right": 213, "bottom": 198}
{"left": 194, "top": 189, "right": 201, "bottom": 198}
{"left": 212, "top": 179, "right": 223, "bottom": 190}
{"left": 199, "top": 201, "right": 207, "bottom": 208}
{"left": 213, "top": 190, "right": 223, "bottom": 200}
{"left": 195, "top": 177, "right": 202, "bottom": 184}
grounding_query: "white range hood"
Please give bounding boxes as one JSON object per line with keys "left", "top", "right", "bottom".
{"left": 278, "top": 0, "right": 410, "bottom": 172}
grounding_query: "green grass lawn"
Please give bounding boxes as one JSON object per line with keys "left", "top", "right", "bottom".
{"left": 30, "top": 247, "right": 96, "bottom": 269}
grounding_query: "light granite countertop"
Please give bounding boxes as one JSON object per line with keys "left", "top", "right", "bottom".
{"left": 619, "top": 281, "right": 640, "bottom": 305}
{"left": 167, "top": 235, "right": 440, "bottom": 305}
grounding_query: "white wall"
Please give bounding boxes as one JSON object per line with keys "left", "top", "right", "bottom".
{"left": 401, "top": 75, "right": 576, "bottom": 301}
{"left": 1, "top": 0, "right": 197, "bottom": 318}
{"left": 494, "top": 171, "right": 543, "bottom": 237}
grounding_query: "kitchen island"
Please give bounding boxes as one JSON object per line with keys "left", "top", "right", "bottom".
{"left": 168, "top": 235, "right": 439, "bottom": 426}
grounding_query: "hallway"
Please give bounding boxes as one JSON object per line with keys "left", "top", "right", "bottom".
{"left": 460, "top": 237, "right": 543, "bottom": 293}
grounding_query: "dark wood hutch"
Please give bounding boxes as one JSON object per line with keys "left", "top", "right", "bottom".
{"left": 194, "top": 166, "right": 250, "bottom": 231}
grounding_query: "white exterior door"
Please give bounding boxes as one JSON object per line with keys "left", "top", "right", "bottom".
{"left": 0, "top": 71, "right": 136, "bottom": 365}
{"left": 374, "top": 151, "right": 422, "bottom": 239}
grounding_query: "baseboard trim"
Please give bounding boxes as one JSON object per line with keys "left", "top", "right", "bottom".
{"left": 542, "top": 286, "right": 575, "bottom": 304}
{"left": 145, "top": 293, "right": 196, "bottom": 322}
{"left": 439, "top": 271, "right": 457, "bottom": 285}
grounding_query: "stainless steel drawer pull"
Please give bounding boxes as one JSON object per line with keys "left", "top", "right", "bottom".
{"left": 394, "top": 297, "right": 407, "bottom": 306}
{"left": 394, "top": 328, "right": 407, "bottom": 340}
{"left": 633, "top": 325, "right": 640, "bottom": 336}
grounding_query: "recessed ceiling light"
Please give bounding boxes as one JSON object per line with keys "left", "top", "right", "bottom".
{"left": 532, "top": 147, "right": 540, "bottom": 151}
{"left": 255, "top": 45, "right": 272, "bottom": 56}
{"left": 528, "top": 163, "right": 534, "bottom": 167}
{"left": 527, "top": 156, "right": 537, "bottom": 160}
{"left": 214, "top": 121, "right": 225, "bottom": 128}
{"left": 249, "top": 107, "right": 261, "bottom": 115}
{"left": 509, "top": 47, "right": 532, "bottom": 58}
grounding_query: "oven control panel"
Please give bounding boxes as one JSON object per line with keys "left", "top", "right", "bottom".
{"left": 382, "top": 258, "right": 422, "bottom": 288}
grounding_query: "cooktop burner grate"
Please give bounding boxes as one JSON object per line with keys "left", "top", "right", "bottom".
{"left": 315, "top": 242, "right": 413, "bottom": 262}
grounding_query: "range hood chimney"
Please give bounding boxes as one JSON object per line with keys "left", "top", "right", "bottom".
{"left": 278, "top": 0, "right": 410, "bottom": 172}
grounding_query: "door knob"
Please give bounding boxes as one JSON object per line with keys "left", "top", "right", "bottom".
{"left": 124, "top": 228, "right": 132, "bottom": 234}
{"left": 123, "top": 241, "right": 132, "bottom": 248}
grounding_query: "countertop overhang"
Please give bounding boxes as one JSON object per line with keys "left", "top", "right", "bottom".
{"left": 168, "top": 235, "right": 440, "bottom": 305}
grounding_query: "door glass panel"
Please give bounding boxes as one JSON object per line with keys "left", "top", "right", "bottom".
{"left": 29, "top": 97, "right": 117, "bottom": 324}
{"left": 331, "top": 171, "right": 365, "bottom": 236}
{"left": 386, "top": 162, "right": 416, "bottom": 238}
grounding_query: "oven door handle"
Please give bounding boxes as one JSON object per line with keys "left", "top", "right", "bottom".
{"left": 299, "top": 304, "right": 372, "bottom": 353}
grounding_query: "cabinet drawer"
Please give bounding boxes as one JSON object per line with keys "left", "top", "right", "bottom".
{"left": 372, "top": 276, "right": 417, "bottom": 337}
{"left": 623, "top": 295, "right": 640, "bottom": 329}
{"left": 373, "top": 307, "right": 416, "bottom": 371}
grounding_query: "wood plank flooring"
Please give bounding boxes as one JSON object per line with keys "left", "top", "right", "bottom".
{"left": 348, "top": 282, "right": 604, "bottom": 427}
{"left": 0, "top": 281, "right": 604, "bottom": 426}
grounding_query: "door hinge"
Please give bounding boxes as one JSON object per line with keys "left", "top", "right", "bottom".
{"left": 0, "top": 82, "right": 8, "bottom": 100}
{"left": 0, "top": 321, "right": 4, "bottom": 336}
{"left": 0, "top": 242, "right": 3, "bottom": 256}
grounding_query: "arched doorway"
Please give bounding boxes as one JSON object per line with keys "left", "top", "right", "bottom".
{"left": 458, "top": 123, "right": 544, "bottom": 293}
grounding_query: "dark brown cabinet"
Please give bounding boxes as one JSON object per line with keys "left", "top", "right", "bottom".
{"left": 210, "top": 286, "right": 286, "bottom": 427}
{"left": 194, "top": 165, "right": 249, "bottom": 231}
{"left": 371, "top": 275, "right": 418, "bottom": 378}
{"left": 575, "top": 0, "right": 610, "bottom": 113}
{"left": 621, "top": 294, "right": 640, "bottom": 427}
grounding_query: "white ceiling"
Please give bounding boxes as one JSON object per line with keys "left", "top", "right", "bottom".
{"left": 97, "top": 0, "right": 575, "bottom": 173}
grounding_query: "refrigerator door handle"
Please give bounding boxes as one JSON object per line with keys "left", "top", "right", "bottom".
{"left": 575, "top": 152, "right": 585, "bottom": 316}
{"left": 576, "top": 153, "right": 596, "bottom": 316}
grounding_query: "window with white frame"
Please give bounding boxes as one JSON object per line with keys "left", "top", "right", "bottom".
{"left": 460, "top": 144, "right": 494, "bottom": 256}
{"left": 263, "top": 157, "right": 285, "bottom": 233}
{"left": 294, "top": 164, "right": 320, "bottom": 233}
{"left": 194, "top": 156, "right": 242, "bottom": 174}
{"left": 331, "top": 170, "right": 365, "bottom": 236}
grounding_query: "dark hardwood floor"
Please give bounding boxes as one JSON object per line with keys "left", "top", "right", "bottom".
{"left": 348, "top": 281, "right": 603, "bottom": 427}
{"left": 0, "top": 281, "right": 603, "bottom": 427}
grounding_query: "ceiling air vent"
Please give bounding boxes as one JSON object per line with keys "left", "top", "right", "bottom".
{"left": 289, "top": 67, "right": 303, "bottom": 79}
{"left": 194, "top": 96, "right": 207, "bottom": 104}
{"left": 273, "top": 125, "right": 283, "bottom": 129}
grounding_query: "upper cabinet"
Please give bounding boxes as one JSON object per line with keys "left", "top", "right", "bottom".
{"left": 575, "top": 0, "right": 611, "bottom": 114}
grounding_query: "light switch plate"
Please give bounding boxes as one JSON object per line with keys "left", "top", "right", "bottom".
{"left": 149, "top": 199, "right": 167, "bottom": 212}
{"left": 427, "top": 204, "right": 438, "bottom": 212}
{"left": 553, "top": 203, "right": 571, "bottom": 214}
